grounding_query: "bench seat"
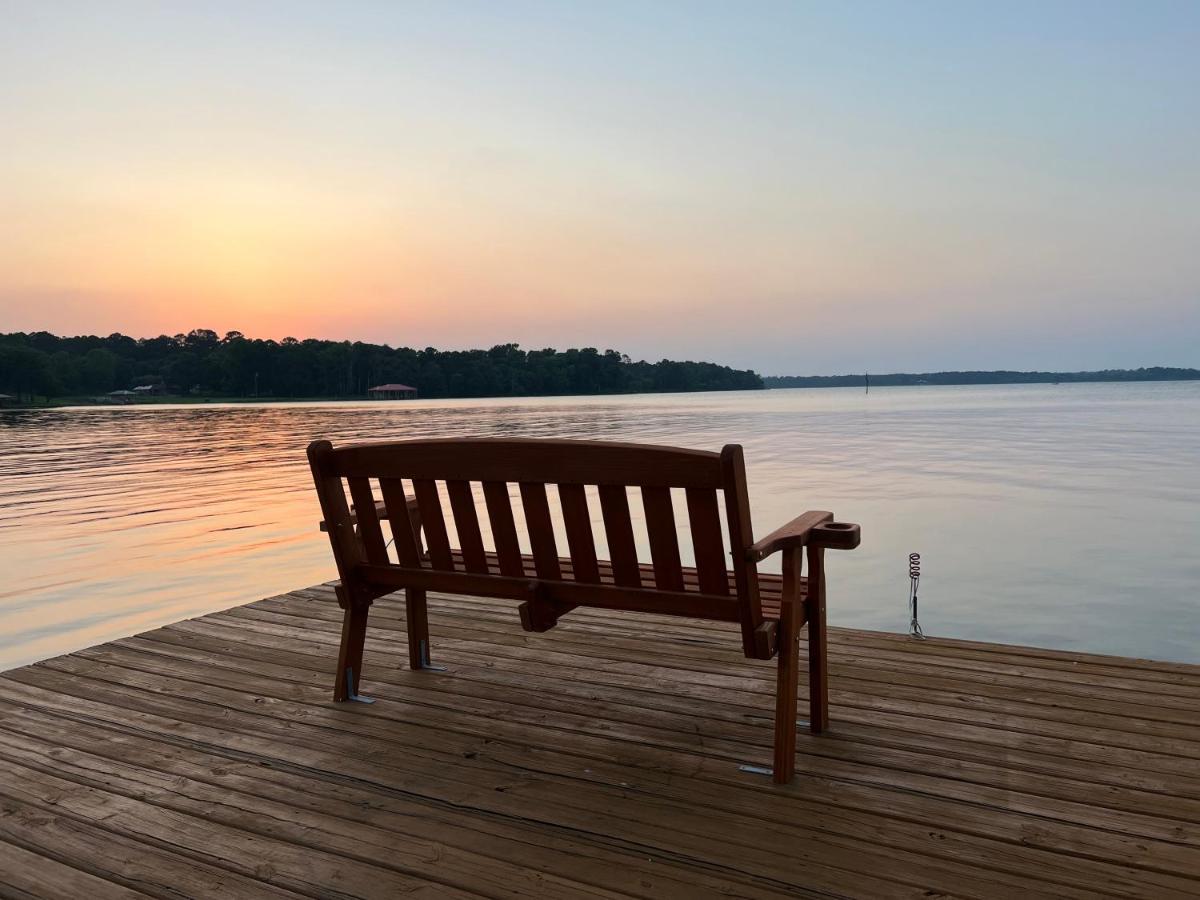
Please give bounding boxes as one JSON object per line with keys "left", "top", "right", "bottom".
{"left": 334, "top": 502, "right": 802, "bottom": 620}
{"left": 431, "top": 549, "right": 800, "bottom": 621}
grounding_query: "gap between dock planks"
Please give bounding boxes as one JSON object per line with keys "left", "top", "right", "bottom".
{"left": 0, "top": 583, "right": 1197, "bottom": 899}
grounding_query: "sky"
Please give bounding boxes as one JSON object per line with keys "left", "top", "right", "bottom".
{"left": 2, "top": 1, "right": 1198, "bottom": 375}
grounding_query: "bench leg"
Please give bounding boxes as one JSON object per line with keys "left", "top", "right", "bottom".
{"left": 807, "top": 545, "right": 829, "bottom": 734}
{"left": 334, "top": 602, "right": 370, "bottom": 702}
{"left": 405, "top": 587, "right": 432, "bottom": 670}
{"left": 772, "top": 548, "right": 803, "bottom": 784}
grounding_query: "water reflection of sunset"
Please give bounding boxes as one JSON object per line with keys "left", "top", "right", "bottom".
{"left": 3, "top": 385, "right": 1199, "bottom": 670}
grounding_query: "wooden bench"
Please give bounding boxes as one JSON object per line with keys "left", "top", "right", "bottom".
{"left": 308, "top": 437, "right": 860, "bottom": 783}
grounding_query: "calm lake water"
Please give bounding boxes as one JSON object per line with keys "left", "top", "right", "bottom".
{"left": 1, "top": 382, "right": 1198, "bottom": 671}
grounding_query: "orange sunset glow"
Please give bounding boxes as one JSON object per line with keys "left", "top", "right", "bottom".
{"left": 2, "top": 2, "right": 1198, "bottom": 372}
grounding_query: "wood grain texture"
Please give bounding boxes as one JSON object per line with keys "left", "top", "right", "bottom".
{"left": 481, "top": 481, "right": 524, "bottom": 577}
{"left": 518, "top": 482, "right": 562, "bottom": 581}
{"left": 598, "top": 484, "right": 640, "bottom": 588}
{"left": 773, "top": 547, "right": 803, "bottom": 784}
{"left": 379, "top": 478, "right": 423, "bottom": 567}
{"left": 346, "top": 477, "right": 389, "bottom": 565}
{"left": 306, "top": 440, "right": 363, "bottom": 606}
{"left": 2, "top": 583, "right": 1198, "bottom": 900}
{"left": 746, "top": 510, "right": 834, "bottom": 563}
{"left": 720, "top": 444, "right": 764, "bottom": 657}
{"left": 358, "top": 564, "right": 742, "bottom": 621}
{"left": 641, "top": 486, "right": 684, "bottom": 592}
{"left": 806, "top": 545, "right": 829, "bottom": 733}
{"left": 313, "top": 438, "right": 856, "bottom": 671}
{"left": 685, "top": 488, "right": 729, "bottom": 596}
{"left": 558, "top": 483, "right": 601, "bottom": 584}
{"left": 446, "top": 480, "right": 488, "bottom": 574}
{"left": 412, "top": 479, "right": 453, "bottom": 571}
{"left": 314, "top": 438, "right": 856, "bottom": 780}
{"left": 329, "top": 437, "right": 724, "bottom": 489}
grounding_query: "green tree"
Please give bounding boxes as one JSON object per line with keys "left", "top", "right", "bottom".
{"left": 0, "top": 329, "right": 766, "bottom": 400}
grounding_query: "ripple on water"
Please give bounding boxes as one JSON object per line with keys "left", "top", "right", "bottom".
{"left": 1, "top": 382, "right": 1198, "bottom": 669}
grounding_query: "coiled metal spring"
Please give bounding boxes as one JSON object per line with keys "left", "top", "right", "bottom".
{"left": 908, "top": 553, "right": 925, "bottom": 639}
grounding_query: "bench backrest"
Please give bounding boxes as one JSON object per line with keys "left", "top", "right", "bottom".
{"left": 308, "top": 437, "right": 767, "bottom": 656}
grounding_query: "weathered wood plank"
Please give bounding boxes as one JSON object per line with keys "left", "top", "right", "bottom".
{"left": 0, "top": 728, "right": 627, "bottom": 900}
{"left": 220, "top": 598, "right": 1200, "bottom": 735}
{"left": 21, "top": 644, "right": 1200, "bottom": 853}
{"left": 0, "top": 710, "right": 804, "bottom": 900}
{"left": 121, "top": 620, "right": 1200, "bottom": 831}
{"left": 0, "top": 793, "right": 306, "bottom": 899}
{"left": 2, "top": 583, "right": 1199, "bottom": 900}
{"left": 0, "top": 673, "right": 1152, "bottom": 900}
{"left": 113, "top": 620, "right": 1200, "bottom": 811}
{"left": 0, "top": 754, "right": 480, "bottom": 899}
{"left": 0, "top": 682, "right": 954, "bottom": 899}
{"left": 0, "top": 840, "right": 147, "bottom": 900}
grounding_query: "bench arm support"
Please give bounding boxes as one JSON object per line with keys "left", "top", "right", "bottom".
{"left": 746, "top": 511, "right": 861, "bottom": 562}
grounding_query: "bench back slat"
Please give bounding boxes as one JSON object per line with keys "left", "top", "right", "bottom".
{"left": 446, "top": 480, "right": 488, "bottom": 574}
{"left": 519, "top": 482, "right": 562, "bottom": 580}
{"left": 482, "top": 481, "right": 524, "bottom": 577}
{"left": 598, "top": 484, "right": 641, "bottom": 587}
{"left": 347, "top": 477, "right": 389, "bottom": 565}
{"left": 685, "top": 487, "right": 729, "bottom": 595}
{"left": 720, "top": 445, "right": 763, "bottom": 656}
{"left": 413, "top": 478, "right": 454, "bottom": 570}
{"left": 307, "top": 440, "right": 367, "bottom": 607}
{"left": 379, "top": 477, "right": 423, "bottom": 567}
{"left": 312, "top": 438, "right": 769, "bottom": 651}
{"left": 558, "top": 483, "right": 600, "bottom": 584}
{"left": 641, "top": 486, "right": 684, "bottom": 592}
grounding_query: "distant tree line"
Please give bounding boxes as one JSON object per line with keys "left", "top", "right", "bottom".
{"left": 0, "top": 329, "right": 763, "bottom": 402}
{"left": 764, "top": 368, "right": 1200, "bottom": 389}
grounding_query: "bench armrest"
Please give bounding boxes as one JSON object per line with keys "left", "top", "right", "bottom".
{"left": 746, "top": 511, "right": 861, "bottom": 561}
{"left": 319, "top": 497, "right": 420, "bottom": 533}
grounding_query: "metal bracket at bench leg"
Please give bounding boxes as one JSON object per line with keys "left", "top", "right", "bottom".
{"left": 738, "top": 713, "right": 814, "bottom": 774}
{"left": 344, "top": 667, "right": 375, "bottom": 704}
{"left": 738, "top": 764, "right": 773, "bottom": 776}
{"left": 419, "top": 640, "right": 447, "bottom": 673}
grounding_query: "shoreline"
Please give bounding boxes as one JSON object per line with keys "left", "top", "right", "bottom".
{"left": 4, "top": 376, "right": 1199, "bottom": 411}
{"left": 1, "top": 386, "right": 768, "bottom": 410}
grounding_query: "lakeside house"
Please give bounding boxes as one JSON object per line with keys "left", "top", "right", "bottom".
{"left": 0, "top": 393, "right": 12, "bottom": 408}
{"left": 367, "top": 383, "right": 418, "bottom": 400}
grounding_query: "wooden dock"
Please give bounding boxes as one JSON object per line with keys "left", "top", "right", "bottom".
{"left": 1, "top": 584, "right": 1198, "bottom": 899}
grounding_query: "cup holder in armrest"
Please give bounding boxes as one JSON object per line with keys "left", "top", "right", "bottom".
{"left": 811, "top": 521, "right": 862, "bottom": 550}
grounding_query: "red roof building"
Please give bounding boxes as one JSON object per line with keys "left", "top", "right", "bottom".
{"left": 367, "top": 383, "right": 418, "bottom": 400}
